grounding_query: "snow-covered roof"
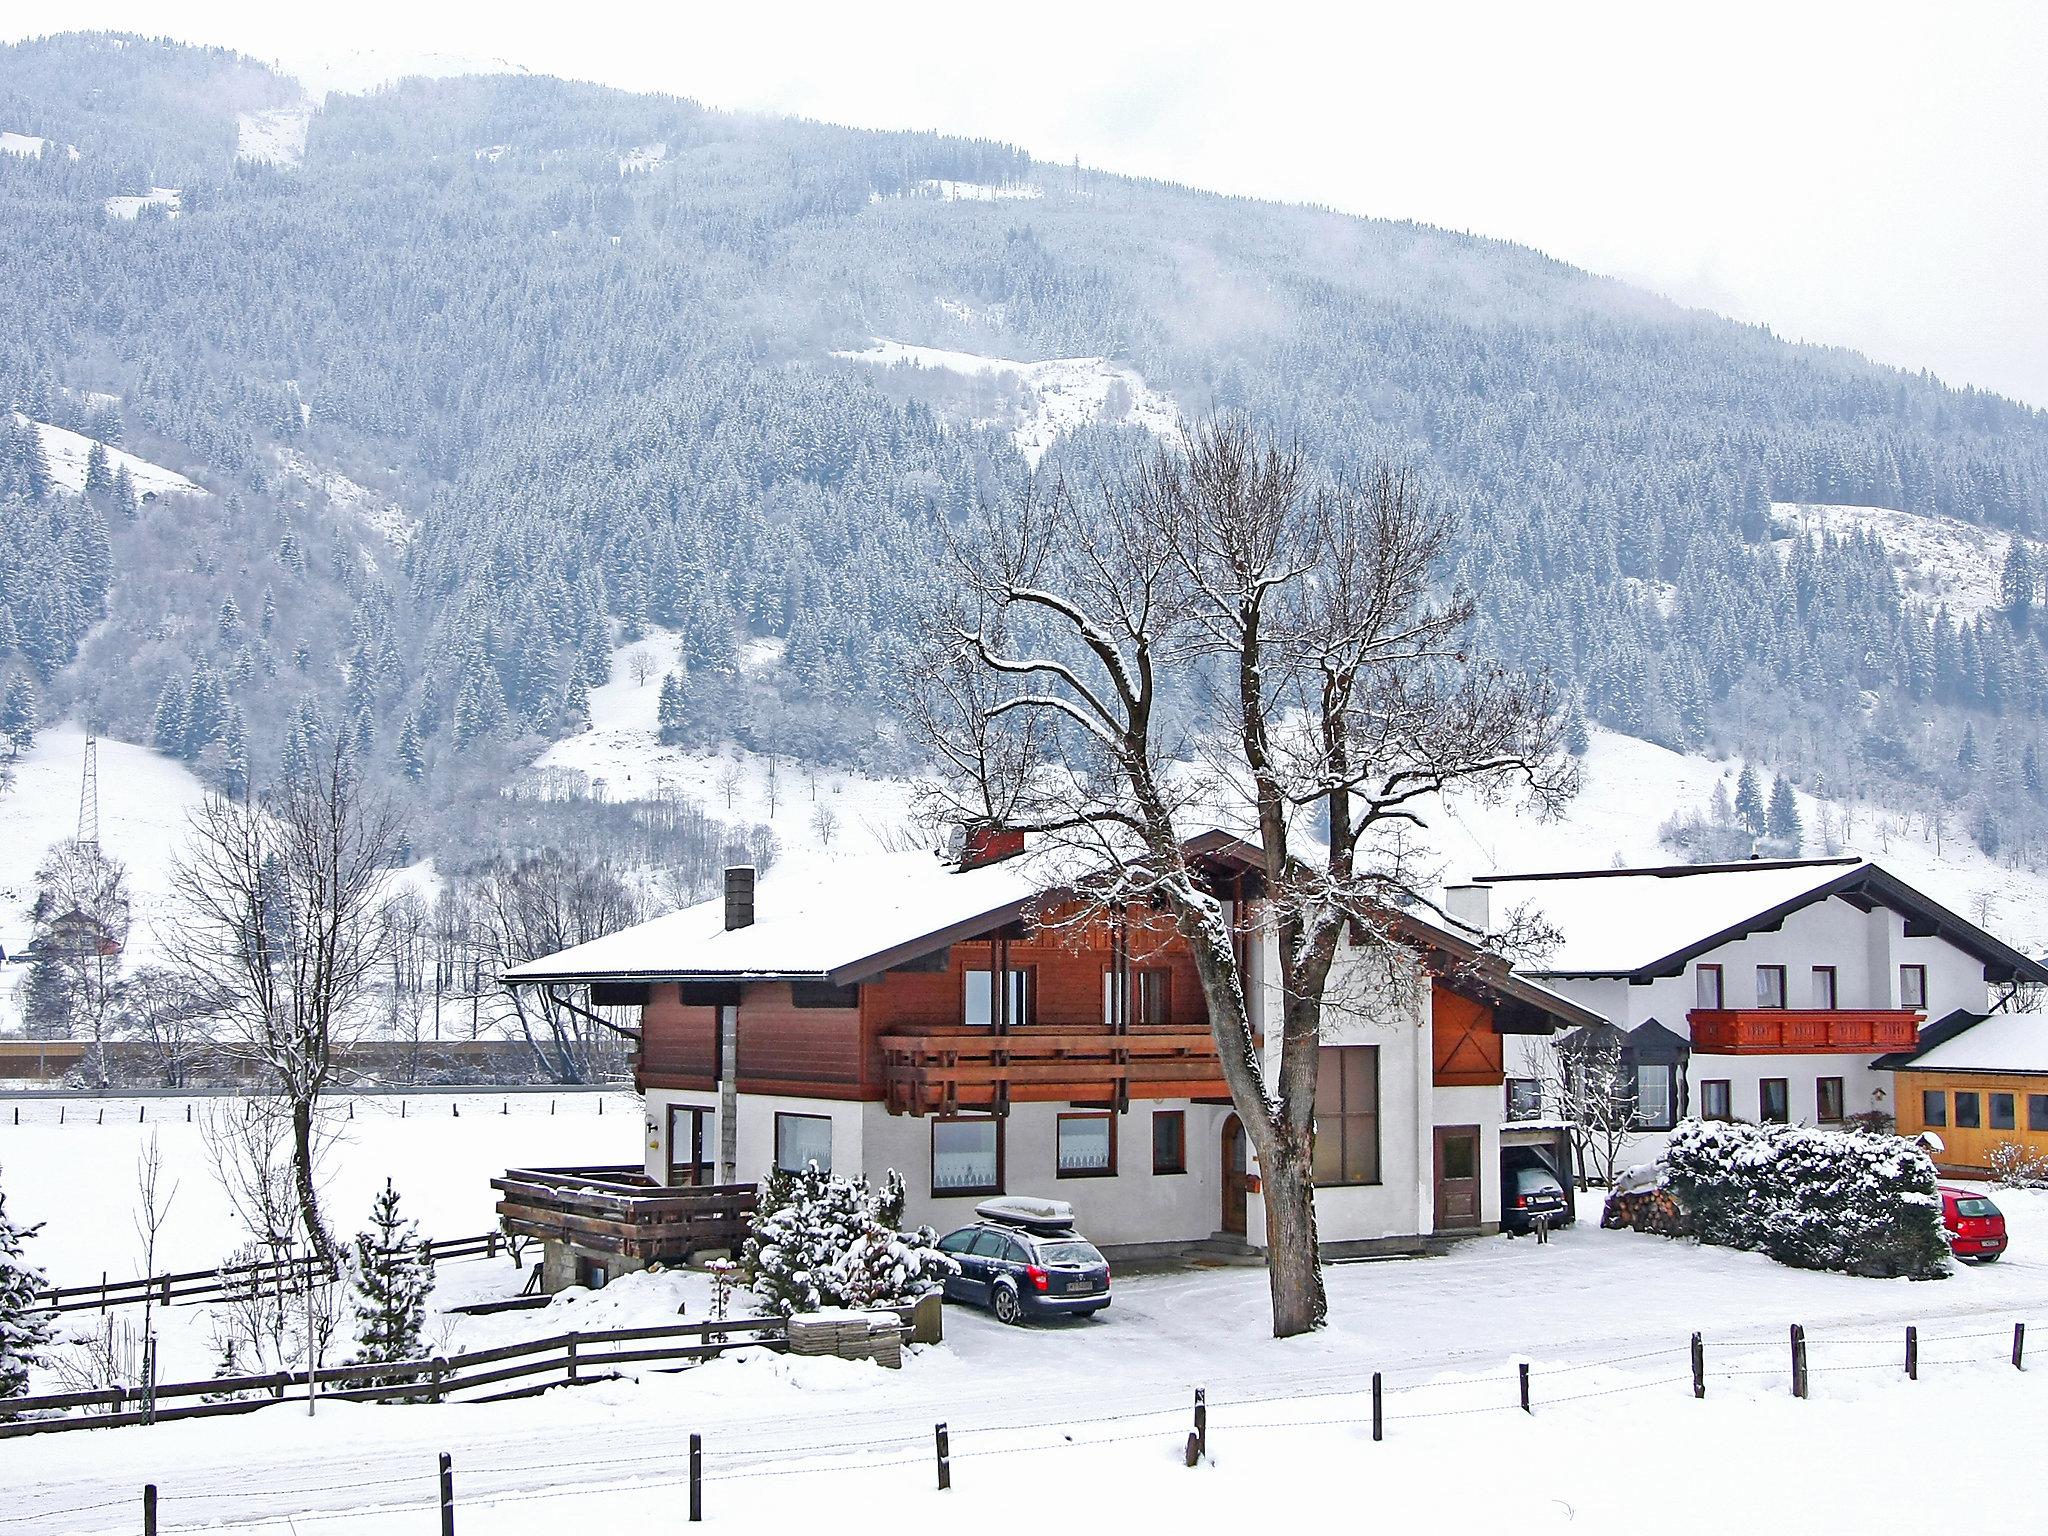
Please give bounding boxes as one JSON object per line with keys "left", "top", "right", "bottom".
{"left": 1478, "top": 857, "right": 2048, "bottom": 984}
{"left": 502, "top": 850, "right": 1067, "bottom": 986}
{"left": 1887, "top": 1013, "right": 2048, "bottom": 1077}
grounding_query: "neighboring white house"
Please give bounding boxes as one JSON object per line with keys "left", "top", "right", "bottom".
{"left": 1466, "top": 856, "right": 2048, "bottom": 1162}
{"left": 497, "top": 833, "right": 1600, "bottom": 1285}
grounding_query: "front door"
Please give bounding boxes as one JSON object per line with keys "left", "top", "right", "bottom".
{"left": 1221, "top": 1115, "right": 1248, "bottom": 1236}
{"left": 1434, "top": 1125, "right": 1481, "bottom": 1230}
{"left": 667, "top": 1105, "right": 715, "bottom": 1187}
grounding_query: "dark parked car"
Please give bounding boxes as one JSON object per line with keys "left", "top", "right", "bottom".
{"left": 1941, "top": 1185, "right": 2008, "bottom": 1262}
{"left": 1501, "top": 1147, "right": 1571, "bottom": 1235}
{"left": 934, "top": 1199, "right": 1112, "bottom": 1323}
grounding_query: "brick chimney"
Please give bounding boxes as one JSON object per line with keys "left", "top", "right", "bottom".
{"left": 958, "top": 821, "right": 1026, "bottom": 870}
{"left": 723, "top": 865, "right": 756, "bottom": 930}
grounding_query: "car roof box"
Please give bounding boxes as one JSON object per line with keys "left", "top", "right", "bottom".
{"left": 974, "top": 1196, "right": 1076, "bottom": 1234}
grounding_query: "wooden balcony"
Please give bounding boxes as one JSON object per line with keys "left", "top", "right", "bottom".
{"left": 492, "top": 1165, "right": 757, "bottom": 1262}
{"left": 877, "top": 1025, "right": 1228, "bottom": 1114}
{"left": 1687, "top": 1008, "right": 1922, "bottom": 1055}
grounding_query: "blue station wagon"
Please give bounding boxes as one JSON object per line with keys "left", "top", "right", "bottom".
{"left": 934, "top": 1199, "right": 1112, "bottom": 1324}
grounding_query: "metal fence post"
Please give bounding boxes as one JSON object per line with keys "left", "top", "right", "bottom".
{"left": 2014, "top": 1323, "right": 2027, "bottom": 1370}
{"left": 689, "top": 1432, "right": 702, "bottom": 1522}
{"left": 935, "top": 1422, "right": 951, "bottom": 1490}
{"left": 1690, "top": 1332, "right": 1704, "bottom": 1398}
{"left": 1906, "top": 1325, "right": 1918, "bottom": 1381}
{"left": 1184, "top": 1386, "right": 1206, "bottom": 1466}
{"left": 438, "top": 1451, "right": 455, "bottom": 1536}
{"left": 1372, "top": 1371, "right": 1383, "bottom": 1441}
{"left": 1790, "top": 1324, "right": 1808, "bottom": 1399}
{"left": 1518, "top": 1361, "right": 1532, "bottom": 1414}
{"left": 142, "top": 1484, "right": 157, "bottom": 1536}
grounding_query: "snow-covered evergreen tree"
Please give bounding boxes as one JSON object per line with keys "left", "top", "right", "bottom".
{"left": 0, "top": 1171, "right": 54, "bottom": 1398}
{"left": 1766, "top": 773, "right": 1802, "bottom": 849}
{"left": 346, "top": 1180, "right": 434, "bottom": 1381}
{"left": 1733, "top": 764, "right": 1767, "bottom": 837}
{"left": 742, "top": 1165, "right": 951, "bottom": 1317}
{"left": 0, "top": 672, "right": 36, "bottom": 759}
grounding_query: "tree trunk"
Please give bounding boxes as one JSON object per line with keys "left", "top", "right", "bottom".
{"left": 290, "top": 1096, "right": 334, "bottom": 1266}
{"left": 1255, "top": 1123, "right": 1328, "bottom": 1337}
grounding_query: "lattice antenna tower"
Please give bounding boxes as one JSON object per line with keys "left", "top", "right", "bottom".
{"left": 78, "top": 733, "right": 99, "bottom": 850}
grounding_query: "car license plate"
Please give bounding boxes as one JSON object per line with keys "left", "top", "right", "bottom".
{"left": 1064, "top": 1279, "right": 1092, "bottom": 1294}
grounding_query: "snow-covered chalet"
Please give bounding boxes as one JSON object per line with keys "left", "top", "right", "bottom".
{"left": 1468, "top": 856, "right": 2048, "bottom": 1153}
{"left": 492, "top": 829, "right": 1600, "bottom": 1290}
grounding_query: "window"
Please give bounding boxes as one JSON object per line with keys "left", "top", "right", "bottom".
{"left": 1056, "top": 1112, "right": 1115, "bottom": 1177}
{"left": 774, "top": 1113, "right": 833, "bottom": 1174}
{"left": 1816, "top": 1077, "right": 1845, "bottom": 1124}
{"left": 1312, "top": 1045, "right": 1380, "bottom": 1186}
{"left": 1756, "top": 966, "right": 1787, "bottom": 1009}
{"left": 1505, "top": 1077, "right": 1543, "bottom": 1122}
{"left": 1760, "top": 1078, "right": 1790, "bottom": 1124}
{"left": 1151, "top": 1110, "right": 1186, "bottom": 1175}
{"left": 1923, "top": 1089, "right": 1948, "bottom": 1128}
{"left": 1700, "top": 1079, "right": 1732, "bottom": 1121}
{"left": 2030, "top": 1095, "right": 2048, "bottom": 1132}
{"left": 1134, "top": 968, "right": 1171, "bottom": 1026}
{"left": 1954, "top": 1091, "right": 1981, "bottom": 1129}
{"left": 1696, "top": 964, "right": 1724, "bottom": 1010}
{"left": 1899, "top": 964, "right": 1927, "bottom": 1010}
{"left": 964, "top": 966, "right": 1033, "bottom": 1029}
{"left": 1991, "top": 1093, "right": 2016, "bottom": 1131}
{"left": 1635, "top": 1065, "right": 1675, "bottom": 1130}
{"left": 931, "top": 1117, "right": 1003, "bottom": 1196}
{"left": 1810, "top": 967, "right": 1838, "bottom": 1010}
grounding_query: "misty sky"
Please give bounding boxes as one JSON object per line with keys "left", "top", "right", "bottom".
{"left": 8, "top": 3, "right": 2046, "bottom": 407}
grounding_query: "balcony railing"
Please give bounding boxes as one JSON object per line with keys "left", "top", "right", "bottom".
{"left": 877, "top": 1025, "right": 1228, "bottom": 1114}
{"left": 492, "top": 1165, "right": 756, "bottom": 1262}
{"left": 1687, "top": 1008, "right": 1922, "bottom": 1055}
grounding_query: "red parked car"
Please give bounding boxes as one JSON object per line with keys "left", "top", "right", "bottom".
{"left": 1941, "top": 1186, "right": 2008, "bottom": 1263}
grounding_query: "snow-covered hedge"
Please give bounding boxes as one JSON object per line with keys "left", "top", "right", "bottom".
{"left": 741, "top": 1165, "right": 956, "bottom": 1317}
{"left": 1662, "top": 1120, "right": 1950, "bottom": 1280}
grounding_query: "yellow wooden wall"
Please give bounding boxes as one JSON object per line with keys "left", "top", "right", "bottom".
{"left": 1894, "top": 1069, "right": 2048, "bottom": 1173}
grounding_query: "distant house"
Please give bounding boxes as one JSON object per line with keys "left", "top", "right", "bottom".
{"left": 495, "top": 831, "right": 1597, "bottom": 1290}
{"left": 1876, "top": 1011, "right": 2048, "bottom": 1175}
{"left": 1468, "top": 857, "right": 2048, "bottom": 1148}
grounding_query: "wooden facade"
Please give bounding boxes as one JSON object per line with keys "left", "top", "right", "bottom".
{"left": 1893, "top": 1069, "right": 2048, "bottom": 1175}
{"left": 1432, "top": 987, "right": 1505, "bottom": 1086}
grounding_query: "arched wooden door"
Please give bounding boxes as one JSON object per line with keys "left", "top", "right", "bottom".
{"left": 1221, "top": 1114, "right": 1248, "bottom": 1236}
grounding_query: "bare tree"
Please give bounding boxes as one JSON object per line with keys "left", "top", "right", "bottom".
{"left": 629, "top": 648, "right": 657, "bottom": 687}
{"left": 716, "top": 759, "right": 743, "bottom": 811}
{"left": 809, "top": 800, "right": 840, "bottom": 847}
{"left": 905, "top": 421, "right": 1571, "bottom": 1336}
{"left": 459, "top": 850, "right": 641, "bottom": 1083}
{"left": 1530, "top": 1030, "right": 1640, "bottom": 1188}
{"left": 31, "top": 839, "right": 131, "bottom": 1087}
{"left": 120, "top": 966, "right": 215, "bottom": 1088}
{"left": 169, "top": 741, "right": 402, "bottom": 1264}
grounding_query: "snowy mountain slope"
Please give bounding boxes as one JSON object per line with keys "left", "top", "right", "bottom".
{"left": 1, "top": 129, "right": 76, "bottom": 159}
{"left": 236, "top": 101, "right": 315, "bottom": 165}
{"left": 275, "top": 48, "right": 530, "bottom": 102}
{"left": 1772, "top": 500, "right": 2020, "bottom": 619}
{"left": 103, "top": 186, "right": 181, "bottom": 219}
{"left": 13, "top": 413, "right": 206, "bottom": 498}
{"left": 829, "top": 337, "right": 1180, "bottom": 466}
{"left": 273, "top": 448, "right": 419, "bottom": 546}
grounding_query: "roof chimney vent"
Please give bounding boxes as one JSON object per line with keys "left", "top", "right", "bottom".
{"left": 1444, "top": 883, "right": 1491, "bottom": 935}
{"left": 724, "top": 865, "right": 756, "bottom": 930}
{"left": 957, "top": 821, "right": 1026, "bottom": 871}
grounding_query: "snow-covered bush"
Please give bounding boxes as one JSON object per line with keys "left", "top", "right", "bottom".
{"left": 1662, "top": 1120, "right": 1949, "bottom": 1280}
{"left": 0, "top": 1173, "right": 53, "bottom": 1401}
{"left": 742, "top": 1165, "right": 954, "bottom": 1318}
{"left": 1988, "top": 1140, "right": 2048, "bottom": 1189}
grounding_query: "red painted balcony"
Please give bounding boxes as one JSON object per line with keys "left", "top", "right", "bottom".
{"left": 1687, "top": 1008, "right": 1922, "bottom": 1055}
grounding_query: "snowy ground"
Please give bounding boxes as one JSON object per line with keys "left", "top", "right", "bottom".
{"left": 6, "top": 1162, "right": 2042, "bottom": 1534}
{"left": 829, "top": 337, "right": 1180, "bottom": 466}
{"left": 617, "top": 142, "right": 667, "bottom": 174}
{"left": 1773, "top": 500, "right": 2020, "bottom": 619}
{"left": 1, "top": 130, "right": 77, "bottom": 160}
{"left": 917, "top": 178, "right": 1042, "bottom": 201}
{"left": 270, "top": 447, "right": 418, "bottom": 547}
{"left": 235, "top": 103, "right": 315, "bottom": 166}
{"left": 103, "top": 188, "right": 181, "bottom": 220}
{"left": 11, "top": 414, "right": 206, "bottom": 499}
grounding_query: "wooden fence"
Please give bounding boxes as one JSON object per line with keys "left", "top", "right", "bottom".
{"left": 33, "top": 1231, "right": 515, "bottom": 1314}
{"left": 0, "top": 1316, "right": 788, "bottom": 1437}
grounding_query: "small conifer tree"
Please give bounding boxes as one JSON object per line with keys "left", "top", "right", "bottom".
{"left": 1733, "top": 763, "right": 1767, "bottom": 837}
{"left": 0, "top": 1172, "right": 54, "bottom": 1399}
{"left": 347, "top": 1181, "right": 434, "bottom": 1384}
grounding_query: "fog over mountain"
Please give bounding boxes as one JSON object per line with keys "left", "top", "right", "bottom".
{"left": 4, "top": 31, "right": 2048, "bottom": 877}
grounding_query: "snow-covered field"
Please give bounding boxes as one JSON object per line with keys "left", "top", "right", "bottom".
{"left": 103, "top": 187, "right": 181, "bottom": 220}
{"left": 829, "top": 337, "right": 1180, "bottom": 466}
{"left": 1774, "top": 500, "right": 2019, "bottom": 619}
{"left": 618, "top": 142, "right": 667, "bottom": 174}
{"left": 6, "top": 1141, "right": 2042, "bottom": 1534}
{"left": 235, "top": 103, "right": 315, "bottom": 165}
{"left": 271, "top": 447, "right": 419, "bottom": 546}
{"left": 11, "top": 414, "right": 206, "bottom": 499}
{"left": 918, "top": 178, "right": 1042, "bottom": 201}
{"left": 1, "top": 130, "right": 77, "bottom": 160}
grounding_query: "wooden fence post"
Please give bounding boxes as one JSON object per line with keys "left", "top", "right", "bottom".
{"left": 1184, "top": 1386, "right": 1206, "bottom": 1466}
{"left": 430, "top": 1357, "right": 448, "bottom": 1404}
{"left": 142, "top": 1483, "right": 157, "bottom": 1536}
{"left": 566, "top": 1332, "right": 578, "bottom": 1384}
{"left": 438, "top": 1451, "right": 455, "bottom": 1536}
{"left": 689, "top": 1432, "right": 702, "bottom": 1522}
{"left": 1518, "top": 1361, "right": 1532, "bottom": 1414}
{"left": 2014, "top": 1323, "right": 2027, "bottom": 1370}
{"left": 1906, "top": 1326, "right": 1918, "bottom": 1381}
{"left": 1790, "top": 1324, "right": 1807, "bottom": 1399}
{"left": 935, "top": 1422, "right": 951, "bottom": 1490}
{"left": 1690, "top": 1332, "right": 1705, "bottom": 1398}
{"left": 1371, "top": 1372, "right": 1383, "bottom": 1442}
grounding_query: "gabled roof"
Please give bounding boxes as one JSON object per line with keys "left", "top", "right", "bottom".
{"left": 1873, "top": 1010, "right": 2048, "bottom": 1076}
{"left": 1476, "top": 857, "right": 2048, "bottom": 986}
